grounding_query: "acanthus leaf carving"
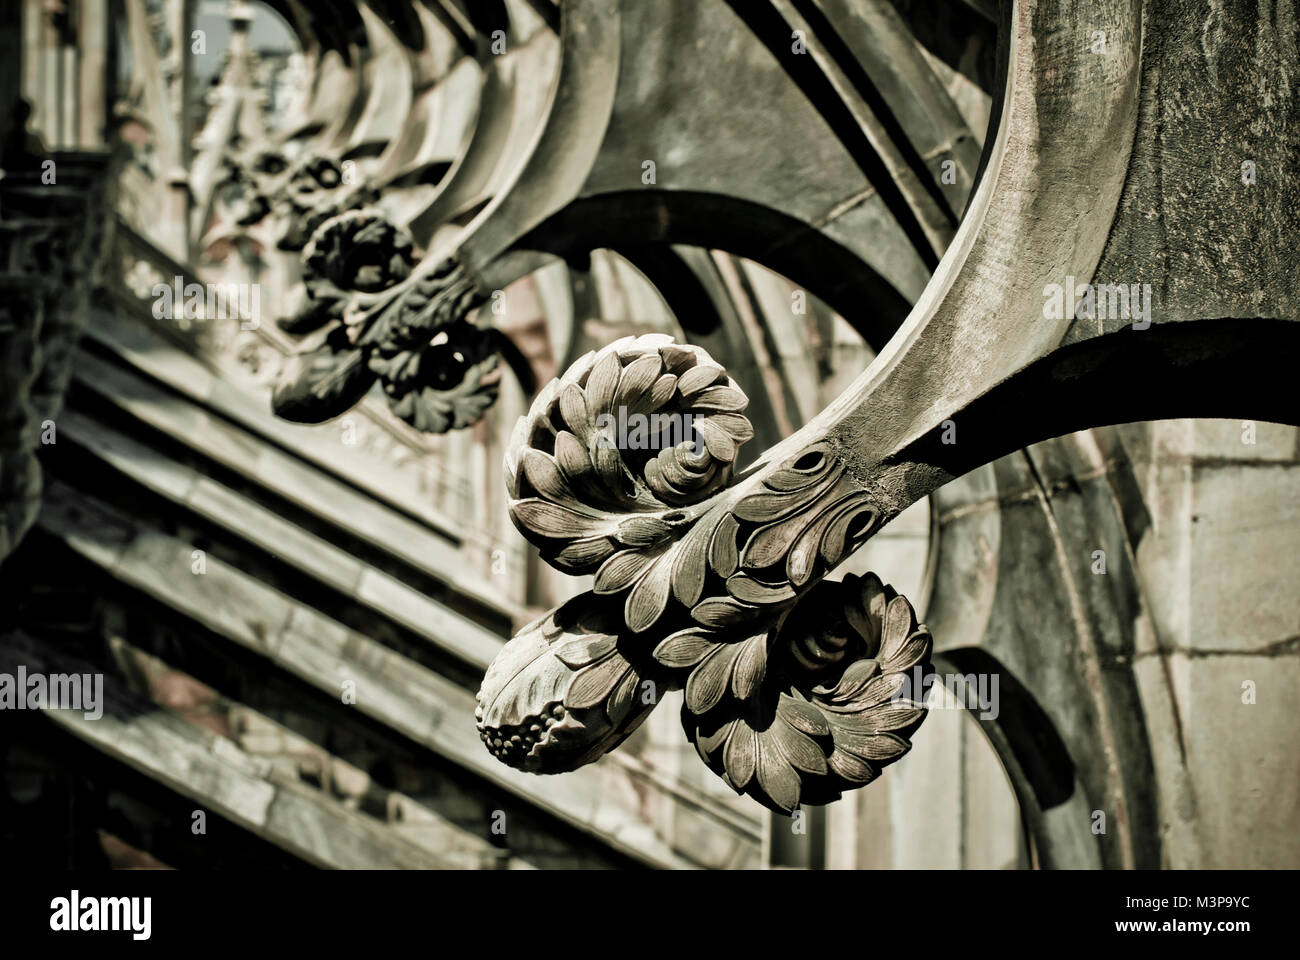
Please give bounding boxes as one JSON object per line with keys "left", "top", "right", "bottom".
{"left": 483, "top": 335, "right": 933, "bottom": 811}
{"left": 270, "top": 325, "right": 376, "bottom": 424}
{"left": 505, "top": 335, "right": 886, "bottom": 639}
{"left": 371, "top": 322, "right": 503, "bottom": 434}
{"left": 505, "top": 334, "right": 756, "bottom": 630}
{"left": 214, "top": 148, "right": 376, "bottom": 253}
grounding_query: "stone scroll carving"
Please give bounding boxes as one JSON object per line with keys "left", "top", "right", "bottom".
{"left": 478, "top": 334, "right": 932, "bottom": 811}
{"left": 214, "top": 145, "right": 511, "bottom": 435}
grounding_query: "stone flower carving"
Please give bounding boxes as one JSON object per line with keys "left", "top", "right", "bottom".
{"left": 274, "top": 153, "right": 376, "bottom": 251}
{"left": 370, "top": 322, "right": 503, "bottom": 433}
{"left": 277, "top": 209, "right": 418, "bottom": 336}
{"left": 287, "top": 153, "right": 342, "bottom": 195}
{"left": 476, "top": 566, "right": 930, "bottom": 811}
{"left": 483, "top": 334, "right": 933, "bottom": 811}
{"left": 248, "top": 149, "right": 290, "bottom": 178}
{"left": 215, "top": 148, "right": 289, "bottom": 227}
{"left": 303, "top": 208, "right": 416, "bottom": 294}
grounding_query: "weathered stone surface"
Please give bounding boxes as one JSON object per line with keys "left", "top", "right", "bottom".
{"left": 1087, "top": 0, "right": 1300, "bottom": 329}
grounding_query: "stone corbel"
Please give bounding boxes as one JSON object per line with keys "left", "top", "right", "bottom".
{"left": 476, "top": 0, "right": 1300, "bottom": 811}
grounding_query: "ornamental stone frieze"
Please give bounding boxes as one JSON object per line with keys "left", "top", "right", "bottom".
{"left": 0, "top": 132, "right": 114, "bottom": 563}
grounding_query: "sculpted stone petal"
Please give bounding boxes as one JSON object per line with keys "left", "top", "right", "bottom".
{"left": 474, "top": 595, "right": 666, "bottom": 775}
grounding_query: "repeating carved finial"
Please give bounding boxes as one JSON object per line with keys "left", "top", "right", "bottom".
{"left": 482, "top": 335, "right": 933, "bottom": 811}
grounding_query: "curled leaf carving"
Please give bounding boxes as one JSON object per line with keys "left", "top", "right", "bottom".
{"left": 278, "top": 210, "right": 418, "bottom": 337}
{"left": 484, "top": 336, "right": 933, "bottom": 811}
{"left": 271, "top": 325, "right": 376, "bottom": 424}
{"left": 371, "top": 322, "right": 503, "bottom": 433}
{"left": 679, "top": 573, "right": 932, "bottom": 812}
{"left": 723, "top": 443, "right": 878, "bottom": 604}
{"left": 303, "top": 209, "right": 416, "bottom": 295}
{"left": 274, "top": 153, "right": 377, "bottom": 251}
{"left": 356, "top": 256, "right": 484, "bottom": 354}
{"left": 505, "top": 338, "right": 882, "bottom": 636}
{"left": 505, "top": 334, "right": 754, "bottom": 631}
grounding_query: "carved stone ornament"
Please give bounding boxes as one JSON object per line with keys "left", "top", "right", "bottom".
{"left": 273, "top": 153, "right": 378, "bottom": 252}
{"left": 479, "top": 335, "right": 932, "bottom": 811}
{"left": 271, "top": 209, "right": 504, "bottom": 433}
